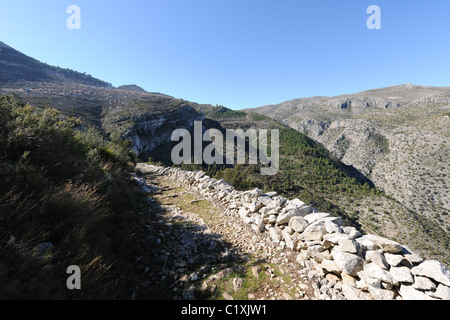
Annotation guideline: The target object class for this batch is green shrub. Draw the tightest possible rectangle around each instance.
[0,95,140,299]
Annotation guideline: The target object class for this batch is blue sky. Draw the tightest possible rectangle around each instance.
[1,0,450,109]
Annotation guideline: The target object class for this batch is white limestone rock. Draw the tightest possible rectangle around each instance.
[365,250,389,270]
[400,245,424,265]
[272,196,288,207]
[194,171,206,180]
[411,260,450,287]
[301,220,328,241]
[363,262,398,286]
[290,198,306,207]
[325,219,344,234]
[337,239,361,254]
[259,207,272,216]
[384,252,407,267]
[368,286,395,300]
[399,285,438,300]
[249,188,263,199]
[413,276,436,291]
[390,266,414,284]
[332,250,364,276]
[257,196,273,207]
[247,201,264,213]
[276,205,315,225]
[363,235,403,254]
[288,216,309,233]
[239,207,250,220]
[319,259,341,274]
[323,233,351,245]
[342,226,362,240]
[341,284,373,300]
[268,227,281,243]
[303,212,330,225]
[355,236,377,251]
[433,284,450,300]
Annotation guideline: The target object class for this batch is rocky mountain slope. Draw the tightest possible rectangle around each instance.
[247,85,450,232]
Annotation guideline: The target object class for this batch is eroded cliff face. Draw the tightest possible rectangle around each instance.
[121,105,205,160]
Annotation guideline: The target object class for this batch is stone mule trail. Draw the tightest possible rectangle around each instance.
[131,169,317,300]
[135,163,450,300]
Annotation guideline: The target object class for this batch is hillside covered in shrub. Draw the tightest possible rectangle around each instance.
[0,95,141,299]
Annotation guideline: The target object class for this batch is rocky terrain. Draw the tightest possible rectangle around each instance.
[134,163,450,300]
[247,84,450,231]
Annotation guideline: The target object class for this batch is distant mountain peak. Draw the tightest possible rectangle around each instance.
[117,84,148,93]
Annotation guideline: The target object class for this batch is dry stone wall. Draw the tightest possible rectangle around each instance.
[137,163,450,300]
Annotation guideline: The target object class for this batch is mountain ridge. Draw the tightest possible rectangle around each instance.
[252,84,450,110]
[136,163,450,300]
[1,41,449,267]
